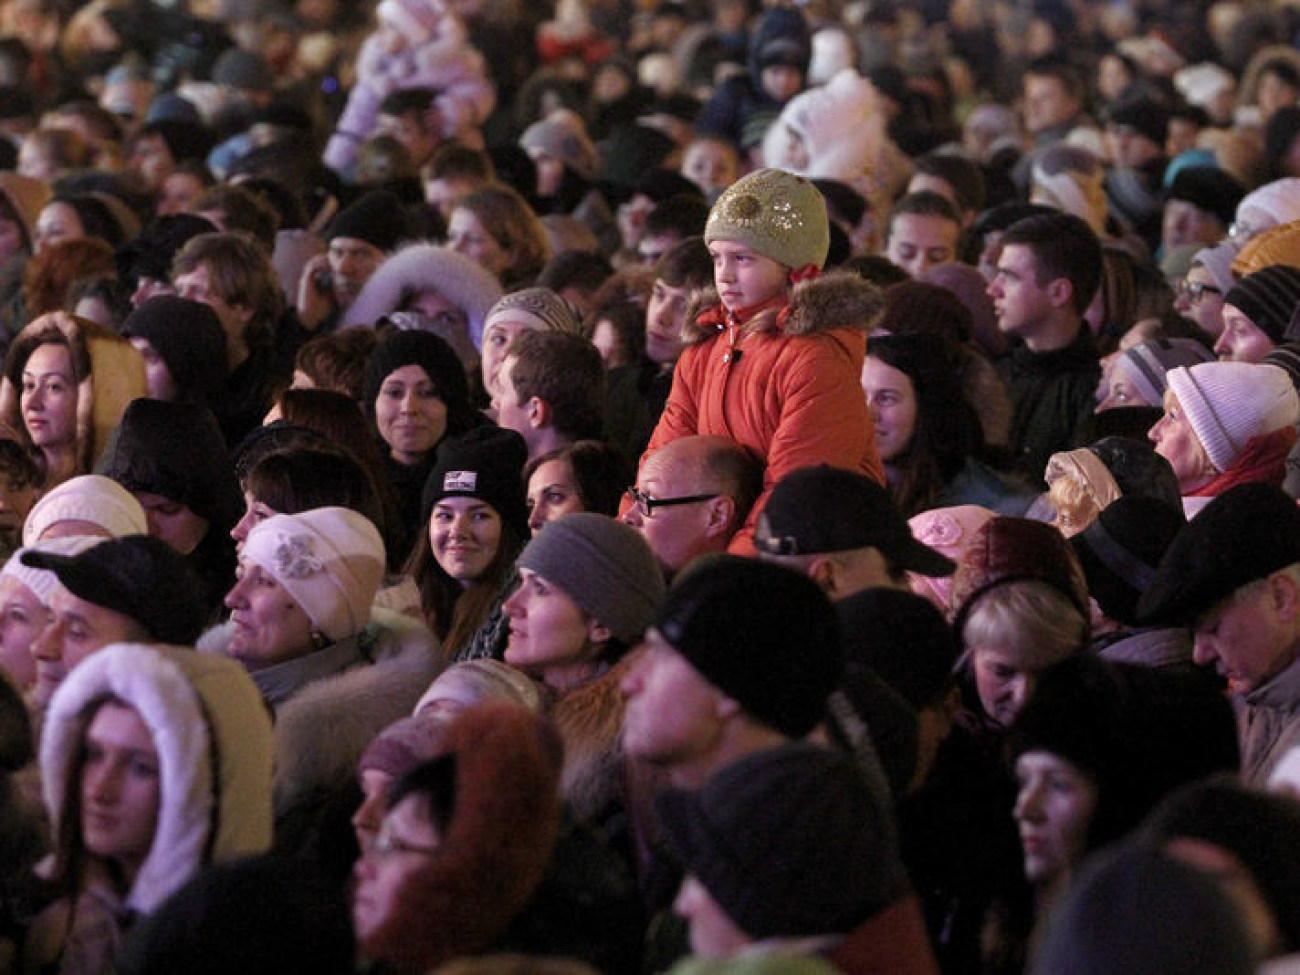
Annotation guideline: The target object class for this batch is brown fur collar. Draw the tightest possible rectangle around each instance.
[681,271,885,346]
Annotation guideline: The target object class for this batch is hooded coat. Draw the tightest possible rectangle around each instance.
[638,272,885,555]
[27,644,273,974]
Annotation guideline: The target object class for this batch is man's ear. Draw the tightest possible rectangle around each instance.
[1046,276,1074,310]
[806,555,838,595]
[1270,569,1300,622]
[703,494,737,536]
[527,396,548,430]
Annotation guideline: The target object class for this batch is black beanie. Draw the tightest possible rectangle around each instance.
[1108,98,1170,147]
[117,213,218,284]
[653,555,843,737]
[1224,265,1300,344]
[327,189,412,252]
[1070,496,1185,626]
[421,426,529,540]
[364,330,474,437]
[1165,166,1244,228]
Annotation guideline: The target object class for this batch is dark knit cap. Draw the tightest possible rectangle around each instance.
[421,426,530,540]
[1165,166,1245,228]
[364,329,474,437]
[96,399,242,531]
[1009,655,1238,850]
[120,296,228,408]
[358,713,450,780]
[117,213,218,284]
[653,555,843,736]
[1138,482,1300,625]
[754,6,811,72]
[147,120,215,164]
[1108,98,1170,146]
[328,190,412,252]
[1071,496,1185,626]
[757,466,954,575]
[836,588,958,709]
[117,855,355,975]
[1142,777,1300,953]
[1224,265,1300,344]
[1030,841,1255,975]
[516,513,665,644]
[655,743,909,939]
[211,48,274,92]
[22,536,208,645]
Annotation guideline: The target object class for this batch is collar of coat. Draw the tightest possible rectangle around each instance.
[681,270,885,346]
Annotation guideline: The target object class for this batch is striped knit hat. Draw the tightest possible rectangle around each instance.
[1165,361,1300,472]
[1111,338,1214,406]
[1224,265,1300,344]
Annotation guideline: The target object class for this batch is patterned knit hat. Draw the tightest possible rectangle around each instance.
[1165,361,1300,472]
[519,110,600,182]
[1223,265,1300,344]
[705,168,830,272]
[484,288,581,336]
[1110,338,1215,407]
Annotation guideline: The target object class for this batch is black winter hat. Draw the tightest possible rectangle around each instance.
[1108,97,1170,147]
[22,536,208,645]
[1164,166,1245,228]
[1071,496,1185,626]
[363,329,474,438]
[1087,436,1182,509]
[1224,265,1300,344]
[655,742,909,939]
[327,189,412,252]
[421,426,530,540]
[117,213,217,284]
[836,587,958,709]
[96,399,243,532]
[120,296,228,409]
[1138,482,1300,625]
[653,555,843,737]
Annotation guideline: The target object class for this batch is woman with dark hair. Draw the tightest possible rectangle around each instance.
[364,330,481,563]
[406,428,529,662]
[0,313,144,491]
[864,332,1033,518]
[523,440,634,534]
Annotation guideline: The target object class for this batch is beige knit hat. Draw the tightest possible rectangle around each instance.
[705,168,830,271]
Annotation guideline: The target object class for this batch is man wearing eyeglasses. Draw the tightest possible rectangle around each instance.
[620,436,763,579]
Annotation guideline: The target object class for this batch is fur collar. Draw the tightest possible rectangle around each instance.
[681,271,884,346]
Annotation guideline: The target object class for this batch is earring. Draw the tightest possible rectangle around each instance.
[309,629,329,651]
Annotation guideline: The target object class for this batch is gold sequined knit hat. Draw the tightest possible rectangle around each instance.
[705,168,830,271]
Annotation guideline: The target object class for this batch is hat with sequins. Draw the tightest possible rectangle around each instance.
[484,288,582,336]
[705,168,830,272]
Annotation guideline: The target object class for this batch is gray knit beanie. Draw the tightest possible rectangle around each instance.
[515,513,665,644]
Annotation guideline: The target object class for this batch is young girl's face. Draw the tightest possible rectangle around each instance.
[80,702,161,877]
[430,497,503,584]
[708,239,789,314]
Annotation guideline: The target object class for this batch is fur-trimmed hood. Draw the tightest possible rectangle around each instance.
[198,608,441,815]
[0,312,145,478]
[341,243,504,351]
[40,644,273,914]
[682,271,885,346]
[359,703,563,974]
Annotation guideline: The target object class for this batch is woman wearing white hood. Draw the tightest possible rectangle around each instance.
[22,643,273,974]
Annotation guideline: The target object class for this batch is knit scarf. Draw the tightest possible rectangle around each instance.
[1189,426,1297,497]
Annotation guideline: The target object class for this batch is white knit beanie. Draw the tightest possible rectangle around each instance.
[0,535,102,605]
[1234,178,1300,241]
[22,475,148,547]
[240,508,385,643]
[1166,362,1300,473]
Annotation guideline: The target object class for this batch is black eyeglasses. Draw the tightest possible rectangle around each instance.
[625,486,718,517]
[1176,279,1222,304]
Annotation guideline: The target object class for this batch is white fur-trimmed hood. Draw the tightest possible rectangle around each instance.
[40,644,273,914]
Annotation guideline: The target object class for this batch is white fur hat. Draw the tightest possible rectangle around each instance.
[22,474,148,547]
[1166,361,1300,473]
[241,508,385,643]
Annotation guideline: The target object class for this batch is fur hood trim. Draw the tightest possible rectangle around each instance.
[681,272,885,346]
[361,703,563,973]
[0,313,145,476]
[41,644,273,914]
[551,654,633,826]
[341,243,503,348]
[200,609,441,814]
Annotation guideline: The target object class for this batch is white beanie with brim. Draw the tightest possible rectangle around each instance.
[1166,362,1300,473]
[241,507,385,644]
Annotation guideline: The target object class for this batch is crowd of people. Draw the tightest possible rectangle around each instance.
[0,0,1300,971]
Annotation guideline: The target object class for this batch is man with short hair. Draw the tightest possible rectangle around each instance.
[1022,56,1100,152]
[620,435,762,578]
[1138,482,1300,785]
[637,193,710,266]
[494,329,605,462]
[907,153,986,231]
[883,191,963,279]
[987,211,1102,481]
[754,465,954,599]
